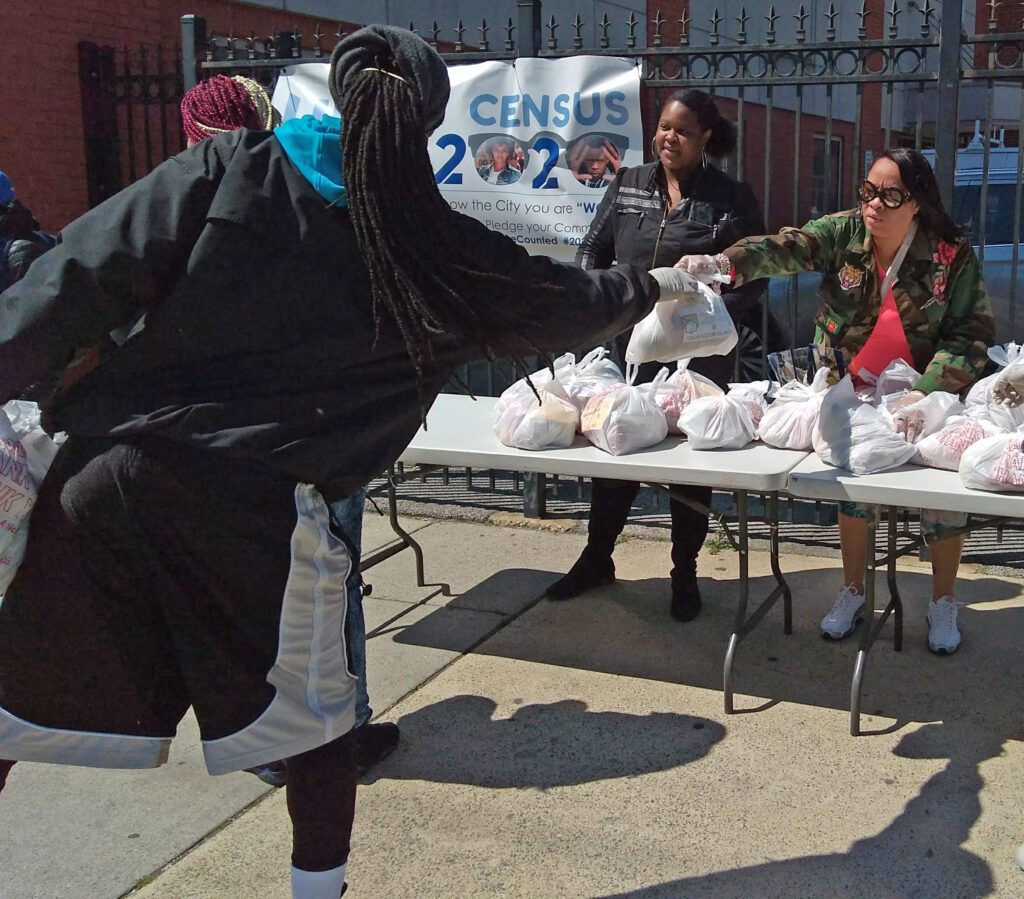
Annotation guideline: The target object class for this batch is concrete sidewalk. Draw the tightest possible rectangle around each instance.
[4,511,1024,898]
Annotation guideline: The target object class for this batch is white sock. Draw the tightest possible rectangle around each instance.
[291,862,347,899]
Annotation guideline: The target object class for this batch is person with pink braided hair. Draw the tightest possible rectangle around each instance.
[180,74,279,147]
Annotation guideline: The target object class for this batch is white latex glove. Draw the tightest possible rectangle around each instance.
[992,368,1024,407]
[674,254,719,276]
[650,267,701,304]
[890,390,928,443]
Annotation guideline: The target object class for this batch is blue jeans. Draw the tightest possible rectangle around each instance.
[330,488,371,727]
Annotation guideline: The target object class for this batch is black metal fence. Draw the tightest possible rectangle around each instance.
[74,3,1024,518]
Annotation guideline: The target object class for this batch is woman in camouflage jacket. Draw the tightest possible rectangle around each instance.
[684,147,993,656]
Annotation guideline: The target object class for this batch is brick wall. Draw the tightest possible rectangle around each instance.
[2,0,346,230]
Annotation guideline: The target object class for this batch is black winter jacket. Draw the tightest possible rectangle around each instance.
[0,130,659,498]
[576,161,767,385]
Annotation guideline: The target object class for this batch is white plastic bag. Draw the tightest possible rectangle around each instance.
[757,367,830,450]
[914,414,1004,471]
[889,390,964,442]
[874,358,923,409]
[0,410,40,594]
[677,381,770,450]
[814,375,916,473]
[561,347,625,416]
[625,278,737,365]
[654,359,723,434]
[493,377,578,451]
[580,366,669,456]
[963,342,1024,430]
[960,432,1024,492]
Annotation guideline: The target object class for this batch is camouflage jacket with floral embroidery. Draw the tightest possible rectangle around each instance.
[724,209,994,394]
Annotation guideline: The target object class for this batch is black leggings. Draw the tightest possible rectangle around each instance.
[287,730,360,871]
[587,478,711,583]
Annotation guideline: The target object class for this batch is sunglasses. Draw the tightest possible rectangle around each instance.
[857,180,913,210]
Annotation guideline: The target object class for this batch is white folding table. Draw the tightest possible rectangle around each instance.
[787,456,1024,735]
[395,394,810,713]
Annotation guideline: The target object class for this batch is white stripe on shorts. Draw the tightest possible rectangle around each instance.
[202,483,358,775]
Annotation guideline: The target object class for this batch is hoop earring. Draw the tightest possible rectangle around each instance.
[651,137,658,160]
[701,147,709,168]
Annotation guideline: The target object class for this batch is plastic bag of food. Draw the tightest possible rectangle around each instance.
[757,366,830,450]
[561,347,625,416]
[959,431,1024,492]
[966,342,1023,409]
[581,366,669,455]
[914,414,1004,471]
[493,377,578,451]
[873,358,923,409]
[677,381,771,450]
[890,390,964,441]
[815,375,916,473]
[653,359,723,434]
[625,278,737,365]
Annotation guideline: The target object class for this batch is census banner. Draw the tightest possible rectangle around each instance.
[271,57,643,262]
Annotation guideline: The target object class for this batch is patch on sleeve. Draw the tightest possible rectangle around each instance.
[838,263,863,291]
[824,315,841,335]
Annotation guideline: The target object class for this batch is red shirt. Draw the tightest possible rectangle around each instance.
[849,256,914,382]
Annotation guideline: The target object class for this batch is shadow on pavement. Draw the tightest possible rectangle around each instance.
[392,567,1023,738]
[365,694,725,790]
[596,721,1003,899]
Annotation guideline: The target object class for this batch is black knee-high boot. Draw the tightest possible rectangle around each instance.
[545,477,640,600]
[668,486,711,621]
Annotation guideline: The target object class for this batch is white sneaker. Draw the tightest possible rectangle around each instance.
[820,585,865,640]
[927,595,963,655]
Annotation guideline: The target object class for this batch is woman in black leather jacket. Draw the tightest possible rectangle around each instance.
[546,88,767,622]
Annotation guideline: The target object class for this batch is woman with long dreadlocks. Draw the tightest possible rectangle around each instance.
[0,25,696,899]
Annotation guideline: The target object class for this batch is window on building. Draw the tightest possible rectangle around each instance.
[811,135,843,216]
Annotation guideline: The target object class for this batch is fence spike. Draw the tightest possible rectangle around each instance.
[826,1,838,40]
[988,0,1001,31]
[919,0,934,37]
[478,19,490,52]
[504,16,515,51]
[599,12,611,49]
[226,30,236,62]
[626,10,638,48]
[709,7,722,46]
[431,21,441,45]
[454,19,465,52]
[679,7,691,47]
[572,12,584,49]
[291,25,301,58]
[795,4,808,41]
[765,4,779,44]
[652,9,664,47]
[547,14,559,50]
[313,24,323,58]
[857,0,870,40]
[737,6,749,44]
[887,0,900,39]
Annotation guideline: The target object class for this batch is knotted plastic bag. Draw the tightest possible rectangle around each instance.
[493,376,578,451]
[580,365,669,455]
[624,276,737,365]
[653,359,724,434]
[677,381,771,450]
[915,414,1004,471]
[757,366,830,450]
[561,347,625,417]
[959,431,1024,492]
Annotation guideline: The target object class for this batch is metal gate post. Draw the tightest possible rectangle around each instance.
[181,15,207,93]
[77,42,122,208]
[517,0,542,57]
[934,0,964,211]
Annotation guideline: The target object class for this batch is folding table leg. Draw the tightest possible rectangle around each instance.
[769,493,793,635]
[888,505,904,653]
[723,492,792,713]
[723,492,749,714]
[850,504,879,736]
